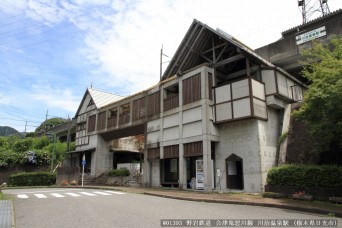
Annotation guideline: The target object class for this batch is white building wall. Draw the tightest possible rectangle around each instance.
[215,120,263,193]
[257,108,280,191]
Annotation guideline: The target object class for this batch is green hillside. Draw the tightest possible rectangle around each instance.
[0,126,22,137]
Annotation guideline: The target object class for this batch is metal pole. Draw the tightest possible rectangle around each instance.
[82,153,85,187]
[51,132,56,172]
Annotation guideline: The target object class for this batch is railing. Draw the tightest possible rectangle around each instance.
[119,113,130,125]
[107,116,117,128]
[164,95,179,111]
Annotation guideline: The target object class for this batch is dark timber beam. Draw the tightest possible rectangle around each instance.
[177,27,205,75]
[168,24,199,77]
[212,54,244,68]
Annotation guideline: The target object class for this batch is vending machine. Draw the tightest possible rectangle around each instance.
[195,160,204,190]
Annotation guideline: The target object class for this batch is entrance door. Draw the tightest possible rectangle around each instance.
[226,154,243,190]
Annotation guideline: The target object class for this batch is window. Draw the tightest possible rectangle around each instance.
[119,103,130,124]
[87,114,96,132]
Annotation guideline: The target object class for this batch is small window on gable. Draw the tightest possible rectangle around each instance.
[88,99,94,107]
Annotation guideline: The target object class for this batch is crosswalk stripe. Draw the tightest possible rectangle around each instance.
[50,193,65,198]
[34,194,47,198]
[79,192,96,196]
[17,194,28,199]
[65,193,81,197]
[104,191,126,195]
[93,191,111,196]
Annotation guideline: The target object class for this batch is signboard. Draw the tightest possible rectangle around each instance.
[296,26,326,45]
[82,160,86,166]
[195,160,204,190]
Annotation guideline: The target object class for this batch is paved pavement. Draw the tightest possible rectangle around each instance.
[0,200,13,228]
[1,185,341,227]
[70,185,342,218]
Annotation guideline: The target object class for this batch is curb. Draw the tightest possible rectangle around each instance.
[144,192,342,218]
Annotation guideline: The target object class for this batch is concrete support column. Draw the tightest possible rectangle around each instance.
[178,144,187,189]
[143,153,152,187]
[202,139,213,192]
[94,135,111,176]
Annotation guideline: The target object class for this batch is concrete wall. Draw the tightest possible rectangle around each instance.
[215,120,262,193]
[257,108,281,191]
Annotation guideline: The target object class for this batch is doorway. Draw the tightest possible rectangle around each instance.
[226,154,243,190]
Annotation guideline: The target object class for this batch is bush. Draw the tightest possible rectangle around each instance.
[108,169,130,177]
[267,164,342,188]
[8,172,56,186]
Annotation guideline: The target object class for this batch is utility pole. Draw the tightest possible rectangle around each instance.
[44,109,48,135]
[24,121,27,136]
[160,45,170,80]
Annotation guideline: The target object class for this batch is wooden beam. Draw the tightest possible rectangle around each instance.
[177,27,205,75]
[167,24,199,77]
[212,54,244,68]
[215,43,228,63]
[201,42,226,55]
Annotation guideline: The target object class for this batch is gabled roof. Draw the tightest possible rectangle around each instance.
[88,88,124,108]
[161,19,275,80]
[75,87,124,117]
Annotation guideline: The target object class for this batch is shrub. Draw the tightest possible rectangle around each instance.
[8,172,56,186]
[108,169,130,177]
[267,164,342,188]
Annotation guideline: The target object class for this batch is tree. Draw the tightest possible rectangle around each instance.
[294,37,342,164]
[35,118,68,133]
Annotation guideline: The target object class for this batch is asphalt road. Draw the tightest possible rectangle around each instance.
[4,188,341,228]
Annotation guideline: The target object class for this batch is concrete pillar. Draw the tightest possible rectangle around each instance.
[202,139,213,192]
[143,153,152,187]
[94,135,111,176]
[178,144,187,189]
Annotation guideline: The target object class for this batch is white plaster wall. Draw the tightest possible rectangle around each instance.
[151,159,160,187]
[163,126,179,141]
[257,108,280,191]
[215,120,263,192]
[183,121,202,138]
[216,102,232,122]
[183,106,202,124]
[261,70,276,95]
[215,85,231,103]
[252,80,265,100]
[233,98,251,118]
[163,113,179,128]
[253,99,267,119]
[147,119,160,132]
[232,79,249,99]
[146,131,160,144]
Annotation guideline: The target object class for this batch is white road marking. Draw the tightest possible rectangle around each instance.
[65,193,81,197]
[79,192,96,196]
[17,194,28,199]
[10,189,81,194]
[34,194,47,198]
[93,191,111,196]
[50,193,65,198]
[104,191,126,195]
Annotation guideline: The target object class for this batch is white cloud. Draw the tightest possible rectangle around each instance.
[30,86,80,113]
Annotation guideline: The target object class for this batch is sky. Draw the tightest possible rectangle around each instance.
[0,0,341,133]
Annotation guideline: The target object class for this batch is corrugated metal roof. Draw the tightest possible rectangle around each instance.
[88,88,124,108]
[282,9,342,36]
